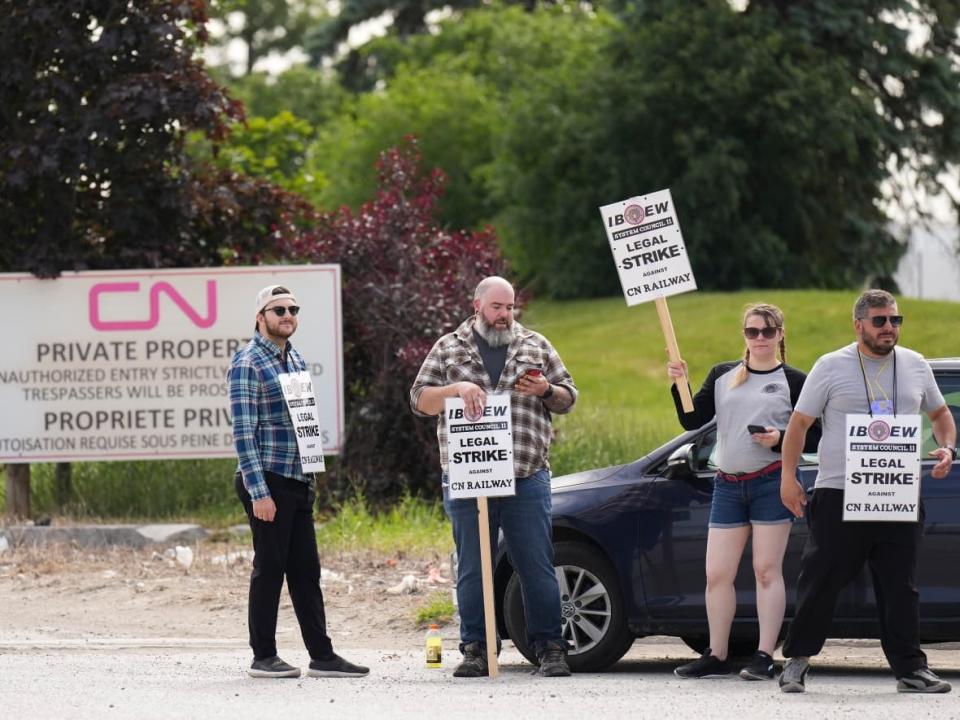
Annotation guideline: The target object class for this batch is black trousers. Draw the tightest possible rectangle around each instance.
[235,472,334,661]
[782,488,927,676]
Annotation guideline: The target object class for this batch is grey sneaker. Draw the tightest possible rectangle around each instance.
[740,650,777,681]
[307,653,369,678]
[674,649,731,679]
[897,668,951,694]
[779,657,809,693]
[535,641,571,677]
[248,655,301,678]
[453,642,489,678]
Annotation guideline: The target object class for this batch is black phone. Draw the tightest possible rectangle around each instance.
[747,424,767,434]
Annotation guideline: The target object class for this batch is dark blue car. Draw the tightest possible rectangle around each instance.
[488,358,960,671]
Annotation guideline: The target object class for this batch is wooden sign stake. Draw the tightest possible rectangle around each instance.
[476,496,500,678]
[655,296,693,412]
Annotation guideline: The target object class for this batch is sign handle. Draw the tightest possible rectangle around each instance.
[476,496,500,678]
[655,297,693,412]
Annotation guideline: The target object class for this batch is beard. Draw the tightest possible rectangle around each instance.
[475,313,514,347]
[861,331,897,356]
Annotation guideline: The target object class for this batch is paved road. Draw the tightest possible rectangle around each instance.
[3,639,958,719]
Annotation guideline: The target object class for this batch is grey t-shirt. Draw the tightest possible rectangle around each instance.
[795,342,945,489]
[672,362,812,474]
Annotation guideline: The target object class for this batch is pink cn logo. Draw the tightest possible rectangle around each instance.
[89,281,217,331]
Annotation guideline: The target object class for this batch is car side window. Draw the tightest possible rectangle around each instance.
[698,428,718,472]
[922,373,960,454]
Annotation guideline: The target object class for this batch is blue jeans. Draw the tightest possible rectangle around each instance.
[443,468,562,655]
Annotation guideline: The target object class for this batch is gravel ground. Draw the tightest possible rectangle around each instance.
[2,542,959,719]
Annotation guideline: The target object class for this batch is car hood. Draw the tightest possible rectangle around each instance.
[551,456,651,491]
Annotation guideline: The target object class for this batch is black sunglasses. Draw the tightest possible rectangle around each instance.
[743,326,781,340]
[265,305,300,317]
[867,314,902,328]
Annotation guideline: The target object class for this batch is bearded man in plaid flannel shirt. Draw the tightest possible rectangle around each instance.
[410,276,578,678]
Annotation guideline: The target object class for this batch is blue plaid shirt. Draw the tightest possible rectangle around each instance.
[228,332,308,500]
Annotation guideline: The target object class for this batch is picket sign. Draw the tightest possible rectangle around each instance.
[599,188,697,411]
[445,395,517,678]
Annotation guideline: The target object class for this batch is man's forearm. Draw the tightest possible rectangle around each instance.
[931,406,957,449]
[416,384,461,416]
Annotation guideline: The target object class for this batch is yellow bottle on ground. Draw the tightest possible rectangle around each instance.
[425,624,442,668]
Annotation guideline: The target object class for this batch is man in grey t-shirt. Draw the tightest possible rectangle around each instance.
[777,290,956,695]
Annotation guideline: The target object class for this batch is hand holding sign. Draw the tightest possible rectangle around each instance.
[457,381,487,421]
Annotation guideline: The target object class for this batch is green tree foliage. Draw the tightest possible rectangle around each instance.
[307,5,607,227]
[0,0,310,276]
[308,68,498,225]
[493,2,908,295]
[206,111,327,197]
[747,0,960,219]
[212,0,326,75]
[224,66,348,127]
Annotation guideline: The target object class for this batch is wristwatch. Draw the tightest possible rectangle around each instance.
[541,384,554,400]
[941,445,957,461]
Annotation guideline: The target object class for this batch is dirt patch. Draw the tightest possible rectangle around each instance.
[0,541,455,651]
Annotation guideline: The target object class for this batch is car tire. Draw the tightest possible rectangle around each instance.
[503,541,634,672]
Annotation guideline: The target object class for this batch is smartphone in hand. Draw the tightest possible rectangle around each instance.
[747,424,767,434]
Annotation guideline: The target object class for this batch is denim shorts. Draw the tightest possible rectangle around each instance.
[708,468,793,529]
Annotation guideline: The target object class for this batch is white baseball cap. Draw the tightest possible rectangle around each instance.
[255,285,297,314]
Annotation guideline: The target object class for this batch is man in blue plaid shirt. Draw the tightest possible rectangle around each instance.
[230,284,368,679]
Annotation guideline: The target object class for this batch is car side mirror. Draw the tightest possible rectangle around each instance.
[666,442,697,480]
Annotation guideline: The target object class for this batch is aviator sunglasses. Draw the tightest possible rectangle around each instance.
[265,305,300,317]
[866,314,903,328]
[743,326,781,340]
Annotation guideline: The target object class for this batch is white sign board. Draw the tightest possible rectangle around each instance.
[445,396,515,499]
[843,413,921,522]
[599,188,697,306]
[0,265,343,462]
[279,371,326,474]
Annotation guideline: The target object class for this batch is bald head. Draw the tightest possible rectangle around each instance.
[474,276,514,303]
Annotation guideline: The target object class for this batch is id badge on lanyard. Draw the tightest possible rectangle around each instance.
[278,370,326,474]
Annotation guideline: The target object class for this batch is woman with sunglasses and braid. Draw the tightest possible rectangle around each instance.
[666,302,820,681]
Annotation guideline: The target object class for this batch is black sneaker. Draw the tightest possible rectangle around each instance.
[897,668,952,694]
[674,649,731,679]
[778,657,809,693]
[307,653,369,678]
[453,642,489,678]
[248,655,301,678]
[535,641,571,677]
[740,650,777,680]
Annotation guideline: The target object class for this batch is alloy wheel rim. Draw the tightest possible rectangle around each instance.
[555,564,612,655]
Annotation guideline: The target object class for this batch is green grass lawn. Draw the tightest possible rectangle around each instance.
[523,289,960,475]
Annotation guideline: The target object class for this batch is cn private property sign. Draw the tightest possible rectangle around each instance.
[0,265,343,462]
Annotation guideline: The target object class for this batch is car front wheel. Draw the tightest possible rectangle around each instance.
[503,541,634,671]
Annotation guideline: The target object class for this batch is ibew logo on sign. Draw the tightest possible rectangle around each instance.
[88,281,217,331]
[606,200,671,228]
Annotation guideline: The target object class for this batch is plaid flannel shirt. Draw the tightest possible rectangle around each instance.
[410,318,577,478]
[228,332,308,500]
